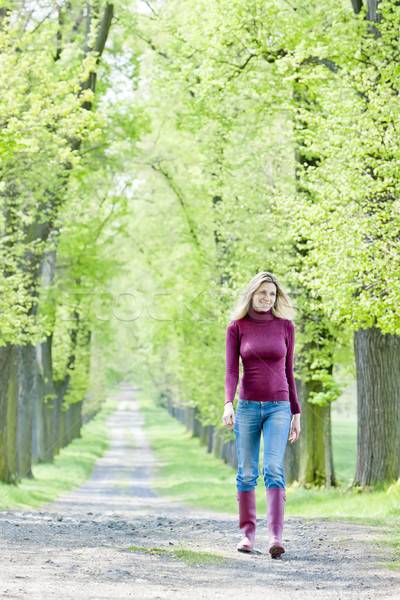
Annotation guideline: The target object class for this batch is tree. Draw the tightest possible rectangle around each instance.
[290,0,400,485]
[0,1,114,483]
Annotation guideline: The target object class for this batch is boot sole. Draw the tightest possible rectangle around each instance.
[269,544,285,558]
[237,546,253,553]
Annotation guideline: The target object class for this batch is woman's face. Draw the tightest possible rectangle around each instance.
[252,281,277,311]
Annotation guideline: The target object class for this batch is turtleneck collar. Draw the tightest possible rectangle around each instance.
[246,304,275,323]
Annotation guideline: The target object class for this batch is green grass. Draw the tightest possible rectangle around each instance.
[331,416,357,486]
[0,397,118,510]
[127,545,226,565]
[137,393,400,558]
[137,394,241,512]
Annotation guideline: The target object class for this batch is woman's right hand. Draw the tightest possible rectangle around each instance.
[222,403,235,428]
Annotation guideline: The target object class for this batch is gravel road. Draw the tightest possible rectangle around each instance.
[0,383,399,599]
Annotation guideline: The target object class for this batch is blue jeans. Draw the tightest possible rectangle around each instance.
[234,399,291,491]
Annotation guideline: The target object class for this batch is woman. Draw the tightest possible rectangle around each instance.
[222,271,301,558]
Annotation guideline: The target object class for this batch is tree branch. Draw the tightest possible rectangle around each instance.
[151,163,206,260]
[81,2,114,110]
[351,0,364,14]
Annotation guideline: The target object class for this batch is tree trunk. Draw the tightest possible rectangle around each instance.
[0,344,12,482]
[354,326,400,486]
[70,401,83,440]
[59,401,68,450]
[298,378,336,487]
[32,250,58,463]
[207,425,214,453]
[32,340,52,463]
[63,401,82,446]
[0,344,19,483]
[186,406,196,436]
[292,77,338,488]
[283,376,302,484]
[199,422,208,446]
[42,335,57,462]
[31,347,43,464]
[16,343,38,479]
[211,428,223,459]
[53,380,67,456]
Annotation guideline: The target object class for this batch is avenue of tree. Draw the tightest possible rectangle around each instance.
[0,0,399,489]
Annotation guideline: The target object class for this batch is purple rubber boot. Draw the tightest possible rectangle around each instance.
[236,490,256,552]
[266,487,286,558]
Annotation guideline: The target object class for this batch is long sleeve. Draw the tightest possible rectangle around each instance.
[225,321,240,405]
[285,320,301,415]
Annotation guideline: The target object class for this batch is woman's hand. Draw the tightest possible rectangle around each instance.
[289,413,301,443]
[222,403,235,428]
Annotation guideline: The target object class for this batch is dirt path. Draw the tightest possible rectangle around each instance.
[0,383,399,599]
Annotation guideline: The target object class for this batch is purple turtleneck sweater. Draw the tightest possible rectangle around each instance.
[224,305,301,415]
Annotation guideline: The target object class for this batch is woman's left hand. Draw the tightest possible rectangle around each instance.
[289,414,301,443]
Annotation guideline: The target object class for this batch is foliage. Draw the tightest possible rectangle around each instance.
[3,0,400,485]
[117,0,400,428]
[0,18,98,344]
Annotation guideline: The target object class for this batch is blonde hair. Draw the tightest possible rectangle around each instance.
[230,271,295,321]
